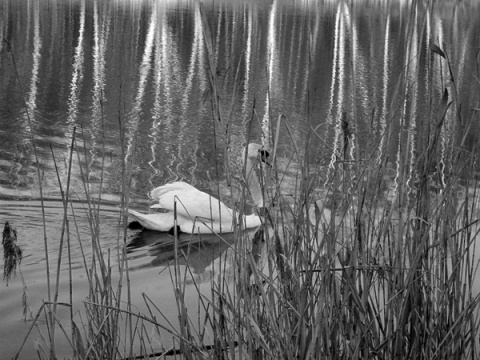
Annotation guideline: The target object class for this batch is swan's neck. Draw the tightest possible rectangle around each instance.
[246,158,265,208]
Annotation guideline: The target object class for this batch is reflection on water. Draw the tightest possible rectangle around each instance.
[1,0,480,358]
[127,229,236,278]
[0,200,121,268]
[66,0,85,140]
[1,0,479,199]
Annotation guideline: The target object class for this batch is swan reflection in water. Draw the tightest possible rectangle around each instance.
[126,227,261,283]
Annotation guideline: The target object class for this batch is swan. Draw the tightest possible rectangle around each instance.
[128,143,269,234]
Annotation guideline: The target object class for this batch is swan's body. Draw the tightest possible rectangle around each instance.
[128,143,268,234]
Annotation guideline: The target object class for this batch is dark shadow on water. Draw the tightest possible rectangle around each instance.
[126,228,240,275]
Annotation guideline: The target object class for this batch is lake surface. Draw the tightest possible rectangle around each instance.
[1,0,480,358]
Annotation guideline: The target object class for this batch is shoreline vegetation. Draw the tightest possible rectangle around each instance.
[3,2,480,359]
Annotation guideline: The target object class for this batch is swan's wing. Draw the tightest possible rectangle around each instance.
[149,181,197,200]
[129,208,226,234]
[149,181,234,222]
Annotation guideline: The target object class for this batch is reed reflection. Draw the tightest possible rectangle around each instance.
[13,0,43,193]
[325,2,349,184]
[91,0,111,172]
[0,3,7,54]
[241,4,254,121]
[25,0,41,134]
[66,0,86,137]
[263,0,278,145]
[125,0,156,166]
[378,14,391,163]
[149,8,167,186]
[174,3,204,182]
[0,0,478,200]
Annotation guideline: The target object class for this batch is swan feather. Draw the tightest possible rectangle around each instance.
[149,181,234,221]
[128,143,267,234]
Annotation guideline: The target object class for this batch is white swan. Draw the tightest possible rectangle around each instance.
[128,143,269,234]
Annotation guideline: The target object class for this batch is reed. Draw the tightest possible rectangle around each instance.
[155,9,480,360]
[164,102,480,358]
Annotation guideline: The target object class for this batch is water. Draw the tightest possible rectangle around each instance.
[1,0,480,358]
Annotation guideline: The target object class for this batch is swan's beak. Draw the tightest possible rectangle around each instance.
[259,149,271,166]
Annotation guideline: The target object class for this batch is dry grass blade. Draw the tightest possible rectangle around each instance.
[431,43,446,58]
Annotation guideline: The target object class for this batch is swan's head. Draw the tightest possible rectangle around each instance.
[244,143,270,165]
[243,143,269,208]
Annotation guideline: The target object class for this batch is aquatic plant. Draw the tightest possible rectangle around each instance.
[2,221,22,284]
